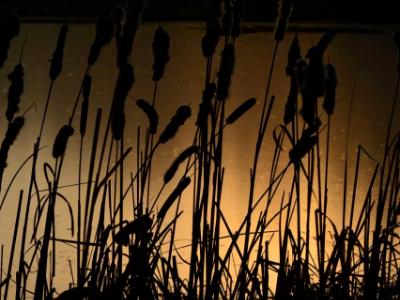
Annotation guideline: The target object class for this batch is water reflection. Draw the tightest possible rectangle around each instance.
[0,22,398,294]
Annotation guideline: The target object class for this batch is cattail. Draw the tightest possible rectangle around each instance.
[201,16,221,58]
[226,97,256,124]
[114,215,152,246]
[158,177,191,221]
[159,105,191,144]
[116,0,147,68]
[111,109,125,141]
[52,125,74,158]
[49,24,68,81]
[164,146,200,184]
[6,64,24,122]
[196,82,216,127]
[283,73,297,125]
[87,13,114,66]
[152,26,170,81]
[300,93,317,126]
[0,116,24,174]
[307,29,335,59]
[323,64,337,116]
[136,99,158,134]
[112,64,135,109]
[286,34,301,76]
[216,43,235,100]
[111,64,134,140]
[0,9,20,68]
[274,0,295,42]
[80,75,91,137]
[289,131,318,165]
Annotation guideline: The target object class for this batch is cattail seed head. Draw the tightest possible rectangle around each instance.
[274,0,294,42]
[216,43,235,100]
[286,34,301,76]
[196,82,216,127]
[49,24,68,80]
[159,105,191,144]
[111,109,125,141]
[283,73,298,125]
[226,97,256,125]
[6,64,24,122]
[0,9,20,68]
[323,63,337,116]
[164,146,200,184]
[87,13,114,66]
[136,99,158,134]
[152,26,170,81]
[158,177,191,221]
[289,130,318,165]
[52,125,74,158]
[202,16,221,58]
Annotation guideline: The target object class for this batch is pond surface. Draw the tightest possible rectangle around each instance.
[0,22,398,295]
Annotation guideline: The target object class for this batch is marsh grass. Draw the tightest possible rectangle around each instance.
[0,0,399,299]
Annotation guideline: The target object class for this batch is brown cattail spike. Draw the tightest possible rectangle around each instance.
[52,125,74,158]
[323,64,337,116]
[49,24,68,80]
[164,146,200,184]
[226,97,256,125]
[0,116,24,183]
[286,34,301,76]
[216,44,235,100]
[202,16,221,58]
[136,99,158,134]
[6,64,24,122]
[159,105,191,144]
[87,13,114,66]
[0,9,20,68]
[152,27,170,81]
[158,177,191,221]
[274,0,295,42]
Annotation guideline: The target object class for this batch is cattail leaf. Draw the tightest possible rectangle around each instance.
[136,99,158,134]
[80,75,91,137]
[6,64,24,122]
[49,24,68,80]
[52,125,74,158]
[114,215,153,246]
[158,177,191,221]
[164,146,200,184]
[226,97,256,125]
[159,105,191,144]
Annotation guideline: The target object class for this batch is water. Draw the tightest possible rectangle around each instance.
[0,22,398,295]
